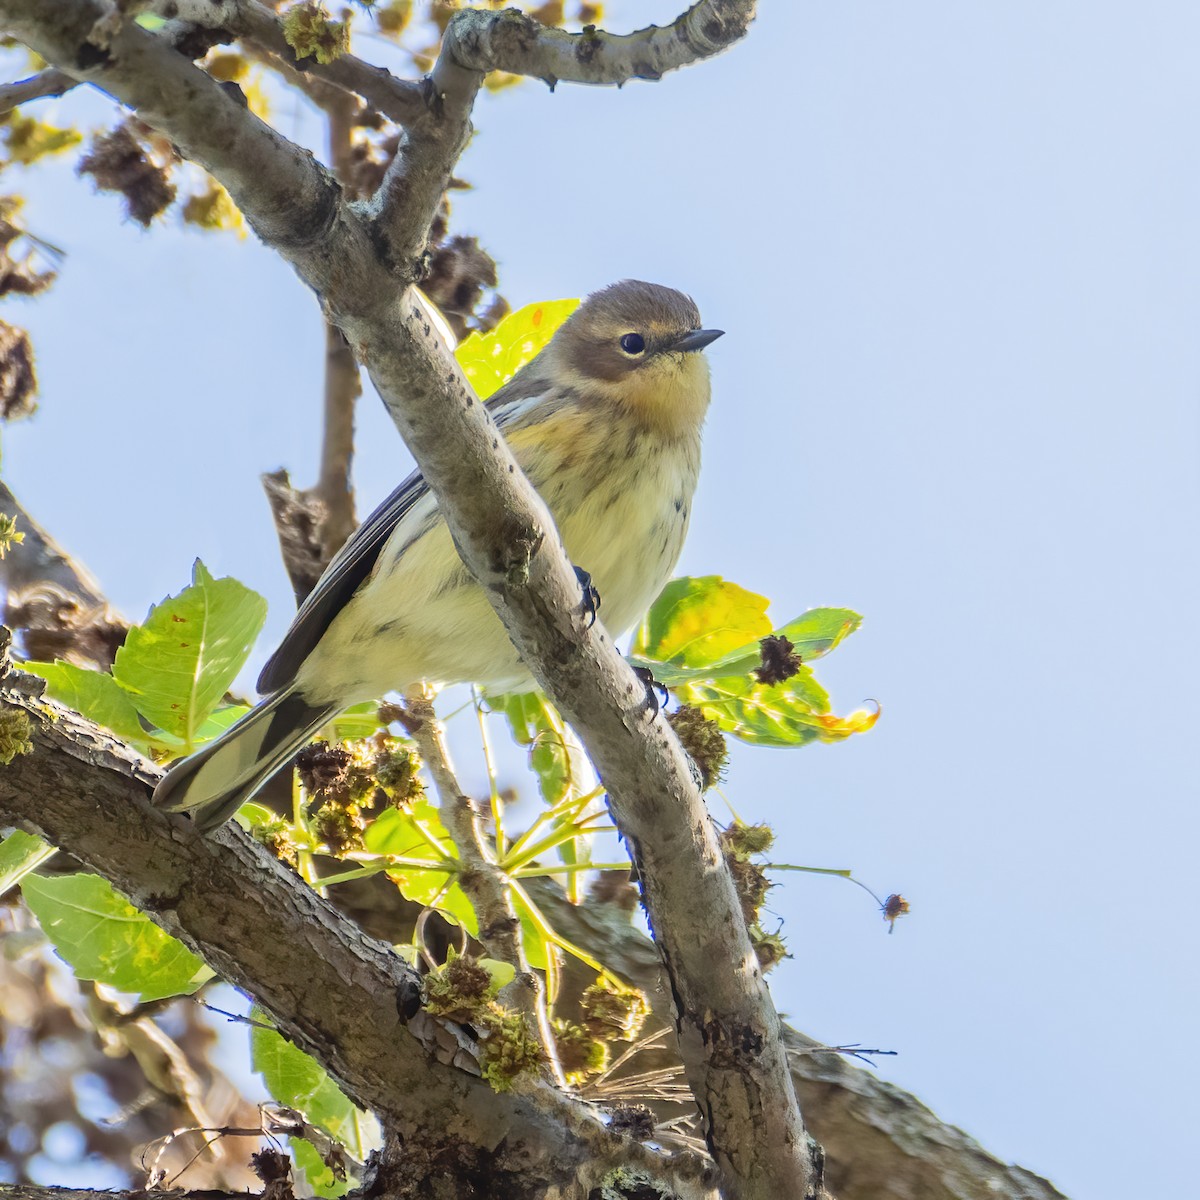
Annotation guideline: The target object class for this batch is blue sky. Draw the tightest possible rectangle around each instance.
[5,3,1198,1196]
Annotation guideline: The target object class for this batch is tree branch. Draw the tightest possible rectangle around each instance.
[0,1189,235,1200]
[404,687,565,1086]
[0,676,719,1200]
[313,93,362,559]
[0,481,127,668]
[529,879,1071,1200]
[1,4,813,1198]
[0,66,75,113]
[230,0,429,127]
[444,0,756,87]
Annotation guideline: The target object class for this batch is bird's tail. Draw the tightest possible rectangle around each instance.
[153,689,338,832]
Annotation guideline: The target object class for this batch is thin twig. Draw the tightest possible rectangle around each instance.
[0,66,75,113]
[314,91,362,558]
[404,687,565,1085]
[231,0,427,126]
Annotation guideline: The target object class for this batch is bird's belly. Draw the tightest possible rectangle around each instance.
[299,441,697,703]
[554,461,693,638]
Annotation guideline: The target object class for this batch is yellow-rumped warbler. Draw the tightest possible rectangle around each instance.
[153,280,722,829]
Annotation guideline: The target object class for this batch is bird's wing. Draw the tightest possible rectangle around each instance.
[255,470,432,694]
[255,369,553,696]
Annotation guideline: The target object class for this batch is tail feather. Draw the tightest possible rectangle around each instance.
[153,689,338,831]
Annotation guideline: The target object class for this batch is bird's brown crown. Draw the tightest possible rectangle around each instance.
[529,279,719,438]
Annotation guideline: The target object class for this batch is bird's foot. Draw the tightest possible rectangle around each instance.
[632,665,669,716]
[574,566,601,628]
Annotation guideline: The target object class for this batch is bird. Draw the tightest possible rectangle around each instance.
[153,280,723,830]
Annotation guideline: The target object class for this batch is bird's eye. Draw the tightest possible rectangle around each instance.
[619,333,646,355]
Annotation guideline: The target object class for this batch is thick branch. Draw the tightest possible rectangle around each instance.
[0,1190,234,1200]
[0,677,718,1200]
[445,0,756,87]
[3,4,809,1198]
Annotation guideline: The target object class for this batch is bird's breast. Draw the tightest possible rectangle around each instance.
[534,424,701,637]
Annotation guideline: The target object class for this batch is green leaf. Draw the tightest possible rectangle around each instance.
[251,1012,380,1195]
[233,801,281,830]
[329,701,381,741]
[495,691,574,806]
[477,958,516,992]
[455,298,579,401]
[113,560,267,752]
[0,830,56,899]
[364,804,458,906]
[21,873,212,1001]
[678,672,879,748]
[291,1139,345,1199]
[635,576,773,668]
[436,881,480,937]
[20,660,149,747]
[359,801,479,931]
[510,887,549,972]
[631,577,863,687]
[772,608,863,661]
[363,801,452,859]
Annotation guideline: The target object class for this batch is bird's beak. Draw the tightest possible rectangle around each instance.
[672,328,724,353]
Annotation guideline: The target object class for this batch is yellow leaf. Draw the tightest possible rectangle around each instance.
[814,703,880,741]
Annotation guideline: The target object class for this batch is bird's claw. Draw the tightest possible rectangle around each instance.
[632,666,669,716]
[574,566,601,628]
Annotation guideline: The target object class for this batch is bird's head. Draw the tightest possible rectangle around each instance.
[547,280,723,436]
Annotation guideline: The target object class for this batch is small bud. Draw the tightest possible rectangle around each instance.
[667,704,728,789]
[882,893,911,933]
[580,976,649,1041]
[719,821,775,860]
[282,1,351,64]
[749,924,788,973]
[754,634,802,686]
[606,1103,656,1140]
[0,708,32,764]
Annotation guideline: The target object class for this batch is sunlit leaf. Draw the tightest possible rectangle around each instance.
[251,1012,380,1197]
[455,298,579,401]
[495,691,574,805]
[477,958,516,991]
[510,887,549,972]
[21,873,212,1001]
[772,608,862,662]
[363,801,452,859]
[329,701,382,741]
[436,881,479,937]
[635,576,772,668]
[20,660,149,747]
[291,1140,345,1199]
[193,702,252,745]
[0,830,55,899]
[113,560,266,752]
[364,804,459,907]
[632,575,863,689]
[678,672,878,748]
